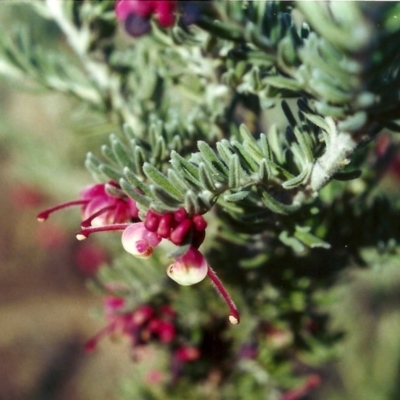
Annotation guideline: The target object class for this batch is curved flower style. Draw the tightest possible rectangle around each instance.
[167,246,209,286]
[37,182,139,227]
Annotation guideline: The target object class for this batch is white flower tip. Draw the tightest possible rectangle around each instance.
[76,233,87,241]
[229,315,240,325]
[37,217,46,222]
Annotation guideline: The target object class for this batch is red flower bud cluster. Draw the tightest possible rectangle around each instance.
[145,208,207,248]
[85,297,200,366]
[115,0,177,37]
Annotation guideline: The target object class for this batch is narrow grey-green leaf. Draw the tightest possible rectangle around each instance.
[294,227,331,249]
[232,141,259,173]
[123,167,153,196]
[184,191,200,215]
[151,136,167,165]
[111,135,136,170]
[99,164,123,182]
[239,124,259,152]
[133,146,146,177]
[279,231,306,253]
[120,178,151,208]
[167,169,191,194]
[282,164,311,189]
[258,158,271,182]
[228,154,241,188]
[261,190,300,214]
[171,151,199,179]
[292,125,313,162]
[199,162,217,192]
[150,184,182,208]
[198,141,228,176]
[259,133,273,160]
[101,144,119,165]
[85,157,106,183]
[143,163,184,200]
[223,190,250,202]
[216,140,235,166]
[263,75,302,91]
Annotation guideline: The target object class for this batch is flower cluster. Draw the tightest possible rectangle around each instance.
[85,296,200,366]
[37,181,139,227]
[37,181,240,324]
[115,0,177,37]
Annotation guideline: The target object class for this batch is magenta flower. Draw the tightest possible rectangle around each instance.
[115,0,177,37]
[122,222,162,258]
[85,298,178,353]
[37,182,139,227]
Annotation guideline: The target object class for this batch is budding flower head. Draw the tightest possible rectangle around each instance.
[167,247,208,286]
[122,222,162,259]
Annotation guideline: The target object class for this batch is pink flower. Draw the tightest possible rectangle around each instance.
[174,346,200,362]
[122,222,162,258]
[37,182,139,227]
[85,299,178,353]
[167,247,209,286]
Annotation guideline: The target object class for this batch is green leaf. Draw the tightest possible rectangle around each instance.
[167,169,192,194]
[99,164,123,182]
[232,141,259,173]
[216,140,235,166]
[111,135,136,170]
[259,133,273,160]
[123,167,153,196]
[228,154,241,188]
[143,163,184,200]
[197,141,228,178]
[263,75,303,91]
[261,190,300,214]
[294,226,331,249]
[279,231,306,253]
[199,162,217,192]
[171,151,199,179]
[223,190,250,202]
[120,179,151,208]
[282,164,311,189]
[101,144,118,165]
[133,146,146,177]
[150,185,182,208]
[239,124,259,153]
[258,158,271,183]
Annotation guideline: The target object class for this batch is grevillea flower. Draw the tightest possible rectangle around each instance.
[115,0,177,37]
[37,182,139,227]
[85,297,179,354]
[167,246,208,286]
[122,222,162,258]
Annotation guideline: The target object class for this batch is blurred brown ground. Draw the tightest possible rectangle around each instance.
[0,90,134,400]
